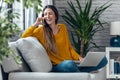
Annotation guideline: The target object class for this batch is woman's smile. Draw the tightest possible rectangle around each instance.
[44,8,56,25]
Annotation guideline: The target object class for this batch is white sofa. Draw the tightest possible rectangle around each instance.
[1,37,106,80]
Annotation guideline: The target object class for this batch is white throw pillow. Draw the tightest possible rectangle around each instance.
[16,37,52,72]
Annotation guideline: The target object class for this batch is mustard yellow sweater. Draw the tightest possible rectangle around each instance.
[22,24,80,65]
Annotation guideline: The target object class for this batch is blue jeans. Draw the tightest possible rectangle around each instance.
[51,57,107,73]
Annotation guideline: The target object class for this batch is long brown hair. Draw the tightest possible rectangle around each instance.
[42,5,59,53]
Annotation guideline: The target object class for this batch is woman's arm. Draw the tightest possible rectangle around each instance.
[63,24,83,60]
[21,26,36,38]
[22,17,44,38]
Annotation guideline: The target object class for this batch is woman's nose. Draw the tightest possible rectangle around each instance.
[46,14,50,18]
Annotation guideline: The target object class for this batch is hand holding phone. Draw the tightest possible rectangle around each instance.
[33,17,44,27]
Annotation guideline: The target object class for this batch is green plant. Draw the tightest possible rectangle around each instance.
[0,0,42,63]
[62,0,111,57]
[0,8,20,63]
[4,0,42,13]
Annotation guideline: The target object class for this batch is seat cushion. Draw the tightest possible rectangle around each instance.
[2,42,29,73]
[16,37,52,72]
[9,72,92,80]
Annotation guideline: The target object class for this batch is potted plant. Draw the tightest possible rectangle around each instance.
[62,0,111,57]
[0,0,42,64]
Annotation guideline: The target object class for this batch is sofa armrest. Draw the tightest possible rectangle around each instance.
[9,72,92,80]
[90,66,106,80]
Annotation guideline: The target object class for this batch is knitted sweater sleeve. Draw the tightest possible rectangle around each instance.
[63,24,80,60]
[22,25,36,38]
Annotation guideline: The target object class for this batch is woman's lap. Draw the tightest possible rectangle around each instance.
[78,57,108,72]
[51,57,108,73]
[51,60,79,72]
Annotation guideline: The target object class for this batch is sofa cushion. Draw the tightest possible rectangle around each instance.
[9,73,91,80]
[2,42,21,73]
[2,42,30,73]
[2,55,22,73]
[16,37,52,72]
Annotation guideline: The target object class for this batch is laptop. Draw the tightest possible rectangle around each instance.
[76,52,105,67]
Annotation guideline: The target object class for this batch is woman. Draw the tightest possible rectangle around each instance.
[22,5,107,72]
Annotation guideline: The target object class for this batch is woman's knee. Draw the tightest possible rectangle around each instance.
[57,60,79,72]
[61,60,77,68]
[101,57,108,65]
[98,56,108,68]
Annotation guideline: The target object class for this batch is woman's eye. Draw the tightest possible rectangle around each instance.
[44,13,47,16]
[44,12,53,16]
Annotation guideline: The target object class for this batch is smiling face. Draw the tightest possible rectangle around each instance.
[42,5,59,26]
[43,8,56,25]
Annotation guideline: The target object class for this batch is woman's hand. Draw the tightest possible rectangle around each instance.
[74,56,84,64]
[79,56,84,62]
[33,17,44,27]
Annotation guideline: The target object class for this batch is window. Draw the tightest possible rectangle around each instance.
[12,1,37,30]
[12,1,24,30]
[1,0,53,30]
[13,0,53,30]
